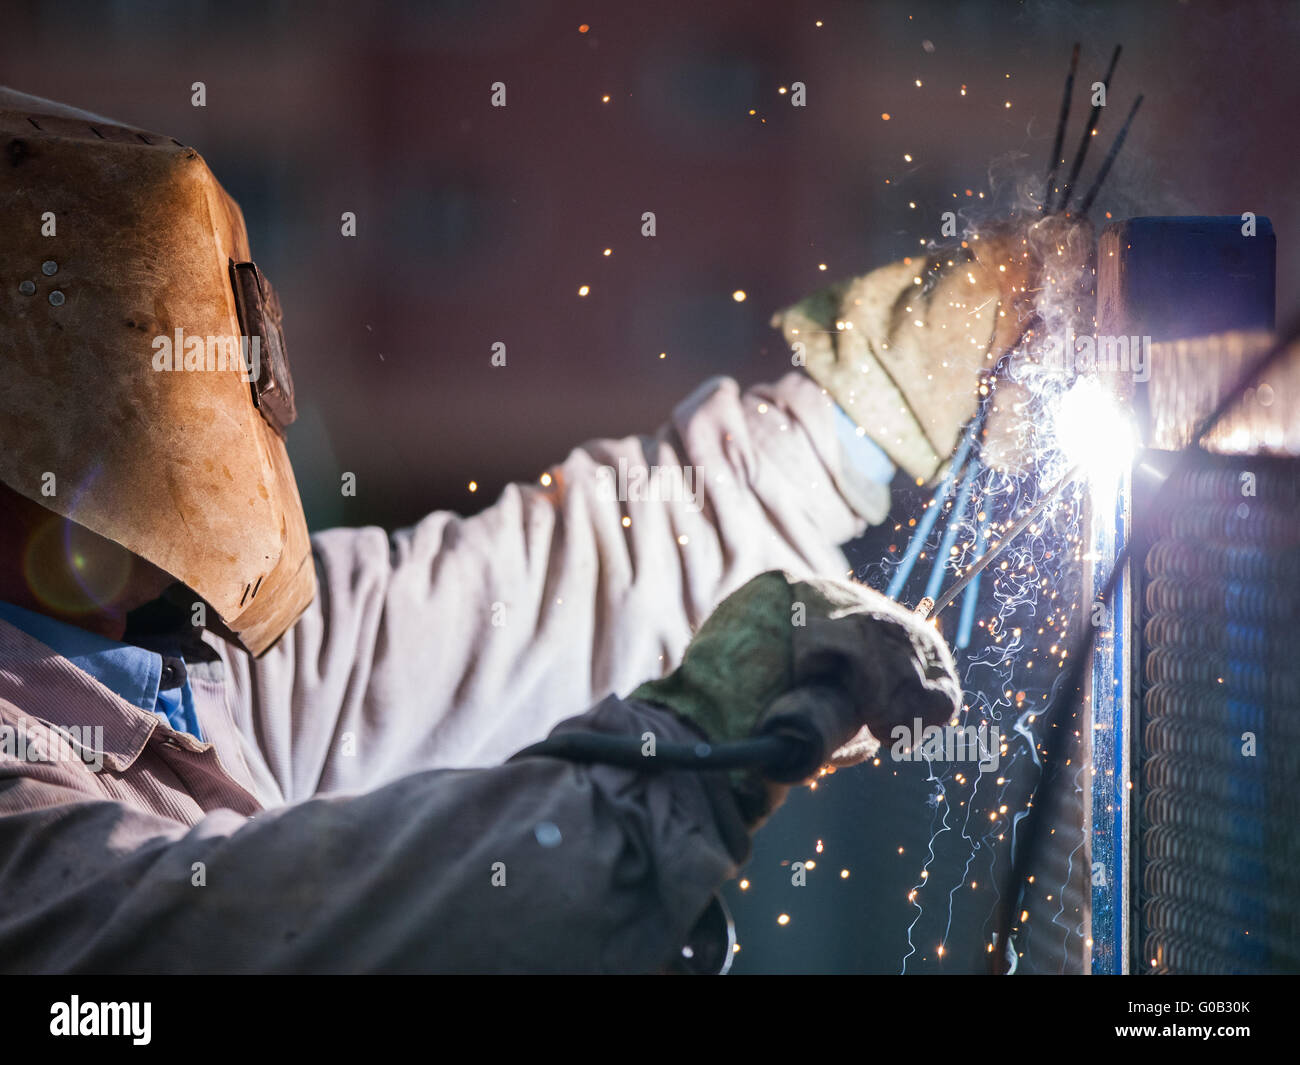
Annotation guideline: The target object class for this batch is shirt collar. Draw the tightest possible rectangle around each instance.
[0,601,162,714]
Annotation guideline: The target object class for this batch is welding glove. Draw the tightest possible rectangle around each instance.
[631,570,961,826]
[771,215,1094,481]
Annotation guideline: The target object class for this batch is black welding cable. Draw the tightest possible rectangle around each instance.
[988,314,1300,974]
[515,732,794,773]
[515,692,845,783]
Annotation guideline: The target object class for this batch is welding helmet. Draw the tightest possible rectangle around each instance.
[0,88,314,656]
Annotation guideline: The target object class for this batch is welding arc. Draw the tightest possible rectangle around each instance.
[1076,95,1144,218]
[989,313,1300,975]
[1056,45,1122,214]
[1042,43,1080,213]
[925,465,1081,619]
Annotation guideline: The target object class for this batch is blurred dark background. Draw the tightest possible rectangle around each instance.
[4,0,1295,531]
[6,0,1297,972]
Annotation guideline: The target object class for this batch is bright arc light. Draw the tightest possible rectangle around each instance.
[1052,377,1138,485]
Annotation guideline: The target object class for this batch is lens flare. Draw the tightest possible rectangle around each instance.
[22,515,133,616]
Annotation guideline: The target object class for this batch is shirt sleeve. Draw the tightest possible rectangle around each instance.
[832,402,898,512]
[216,372,895,804]
[0,695,749,974]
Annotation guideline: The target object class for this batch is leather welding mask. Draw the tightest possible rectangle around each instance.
[0,88,315,656]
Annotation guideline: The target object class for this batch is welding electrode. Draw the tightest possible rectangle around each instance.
[917,465,1082,620]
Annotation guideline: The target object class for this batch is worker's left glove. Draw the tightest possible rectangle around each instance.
[770,214,1093,481]
[631,571,961,825]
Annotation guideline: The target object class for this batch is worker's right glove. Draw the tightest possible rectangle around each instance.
[631,570,962,826]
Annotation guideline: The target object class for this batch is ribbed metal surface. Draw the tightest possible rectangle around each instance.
[1139,455,1300,973]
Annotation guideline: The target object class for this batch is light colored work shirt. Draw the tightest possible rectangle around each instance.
[0,372,893,972]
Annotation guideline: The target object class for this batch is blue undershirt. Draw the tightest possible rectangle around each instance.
[0,600,203,741]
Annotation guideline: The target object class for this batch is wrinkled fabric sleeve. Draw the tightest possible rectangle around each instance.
[0,696,747,973]
[218,372,894,805]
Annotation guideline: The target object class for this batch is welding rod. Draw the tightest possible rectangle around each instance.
[1042,43,1080,212]
[886,426,979,600]
[920,464,1082,619]
[1057,45,1122,213]
[1076,94,1144,218]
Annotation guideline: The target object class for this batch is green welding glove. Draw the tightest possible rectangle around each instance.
[631,570,961,826]
[770,215,1094,482]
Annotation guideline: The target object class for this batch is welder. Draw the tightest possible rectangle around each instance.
[0,88,1043,973]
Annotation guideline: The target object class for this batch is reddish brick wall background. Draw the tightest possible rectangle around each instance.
[4,0,1296,536]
